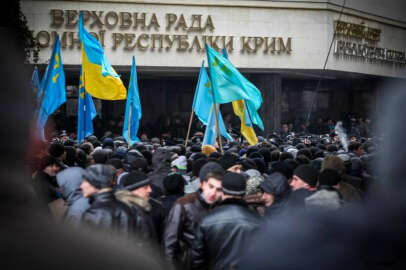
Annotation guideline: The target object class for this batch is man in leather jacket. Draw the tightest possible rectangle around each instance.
[190,172,260,270]
[164,162,225,270]
[80,164,134,236]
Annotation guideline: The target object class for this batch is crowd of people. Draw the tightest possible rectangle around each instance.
[29,123,377,269]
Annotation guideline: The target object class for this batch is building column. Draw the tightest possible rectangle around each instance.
[252,74,282,135]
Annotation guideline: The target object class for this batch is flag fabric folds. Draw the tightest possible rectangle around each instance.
[192,61,212,126]
[202,105,218,146]
[206,44,264,131]
[77,68,98,143]
[221,48,258,146]
[37,35,66,139]
[232,100,258,145]
[192,60,233,143]
[78,12,126,100]
[123,56,142,147]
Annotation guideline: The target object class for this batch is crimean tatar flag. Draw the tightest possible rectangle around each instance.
[221,48,258,145]
[123,56,142,147]
[77,67,98,143]
[37,35,66,140]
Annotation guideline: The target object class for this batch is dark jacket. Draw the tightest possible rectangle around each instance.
[115,190,158,247]
[190,198,260,270]
[32,170,60,208]
[162,194,184,220]
[164,190,211,270]
[286,189,315,209]
[149,197,166,244]
[81,188,133,236]
[148,149,172,197]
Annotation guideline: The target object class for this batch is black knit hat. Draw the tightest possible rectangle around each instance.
[219,152,241,170]
[82,164,115,189]
[318,168,341,187]
[199,161,224,181]
[222,172,246,196]
[293,164,318,187]
[120,172,150,191]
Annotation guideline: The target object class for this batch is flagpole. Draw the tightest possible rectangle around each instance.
[213,104,223,154]
[185,109,194,148]
[127,105,132,149]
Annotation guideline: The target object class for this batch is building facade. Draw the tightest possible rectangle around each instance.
[21,0,406,137]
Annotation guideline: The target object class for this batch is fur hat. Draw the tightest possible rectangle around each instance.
[120,171,150,191]
[260,172,290,197]
[83,164,115,189]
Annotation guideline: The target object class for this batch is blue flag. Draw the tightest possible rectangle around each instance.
[123,56,142,146]
[222,48,258,145]
[192,60,233,142]
[77,68,98,143]
[37,35,66,140]
[206,44,264,131]
[192,61,212,125]
[202,105,218,146]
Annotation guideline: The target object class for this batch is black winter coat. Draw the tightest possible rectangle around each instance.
[81,189,133,235]
[32,170,60,208]
[164,190,211,270]
[190,198,260,270]
[115,190,158,247]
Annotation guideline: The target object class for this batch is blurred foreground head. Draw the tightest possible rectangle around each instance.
[0,36,162,269]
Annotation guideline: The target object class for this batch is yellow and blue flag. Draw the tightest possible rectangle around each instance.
[37,35,66,140]
[221,49,258,145]
[123,56,142,147]
[78,12,126,100]
[206,44,264,132]
[77,67,98,143]
[193,60,233,143]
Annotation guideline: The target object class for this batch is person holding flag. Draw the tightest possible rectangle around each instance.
[123,56,142,147]
[36,35,66,140]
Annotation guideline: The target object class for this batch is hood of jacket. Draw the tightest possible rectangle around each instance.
[115,189,151,212]
[56,167,86,205]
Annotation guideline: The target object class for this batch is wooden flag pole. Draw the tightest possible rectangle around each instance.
[185,109,194,148]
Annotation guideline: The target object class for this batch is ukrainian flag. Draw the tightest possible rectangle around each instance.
[78,12,126,100]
